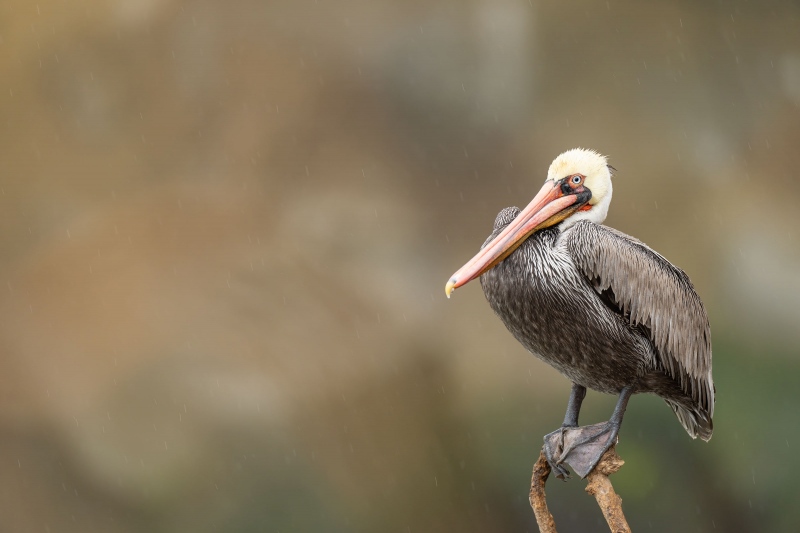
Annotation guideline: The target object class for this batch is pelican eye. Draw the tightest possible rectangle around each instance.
[571,175,582,184]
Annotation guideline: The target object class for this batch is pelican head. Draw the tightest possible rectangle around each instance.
[547,148,613,229]
[445,148,614,297]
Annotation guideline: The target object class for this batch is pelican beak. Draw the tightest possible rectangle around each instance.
[445,180,580,298]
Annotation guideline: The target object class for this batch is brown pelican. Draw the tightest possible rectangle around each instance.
[445,149,714,479]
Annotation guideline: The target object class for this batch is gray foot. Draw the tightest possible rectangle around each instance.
[543,421,620,479]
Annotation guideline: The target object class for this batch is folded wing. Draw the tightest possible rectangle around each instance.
[566,221,714,422]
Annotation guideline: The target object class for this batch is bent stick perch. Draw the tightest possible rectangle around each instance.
[529,445,631,533]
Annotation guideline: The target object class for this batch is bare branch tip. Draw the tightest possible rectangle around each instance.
[530,444,630,533]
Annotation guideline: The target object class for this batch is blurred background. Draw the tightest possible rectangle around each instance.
[1,0,799,531]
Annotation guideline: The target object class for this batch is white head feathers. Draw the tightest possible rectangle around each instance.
[547,148,613,229]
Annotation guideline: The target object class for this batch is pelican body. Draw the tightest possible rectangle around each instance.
[446,149,714,478]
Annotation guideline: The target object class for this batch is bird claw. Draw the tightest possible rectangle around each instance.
[543,427,572,480]
[551,463,571,480]
[543,422,620,479]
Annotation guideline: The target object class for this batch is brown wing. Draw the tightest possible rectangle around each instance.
[566,221,714,417]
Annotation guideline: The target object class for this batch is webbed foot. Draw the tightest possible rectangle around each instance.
[543,427,573,480]
[543,421,621,479]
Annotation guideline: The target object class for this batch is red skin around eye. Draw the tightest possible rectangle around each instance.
[568,175,585,190]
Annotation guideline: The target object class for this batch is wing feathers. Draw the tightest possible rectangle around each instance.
[566,221,714,417]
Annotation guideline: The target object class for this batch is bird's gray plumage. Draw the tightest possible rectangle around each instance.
[479,209,714,441]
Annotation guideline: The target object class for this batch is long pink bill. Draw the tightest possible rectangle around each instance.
[445,180,577,298]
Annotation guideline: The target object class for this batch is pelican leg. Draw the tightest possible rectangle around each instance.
[563,383,587,427]
[543,383,587,480]
[544,385,634,480]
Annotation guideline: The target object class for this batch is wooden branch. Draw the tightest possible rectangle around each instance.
[585,447,630,533]
[529,445,630,533]
[529,449,557,533]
